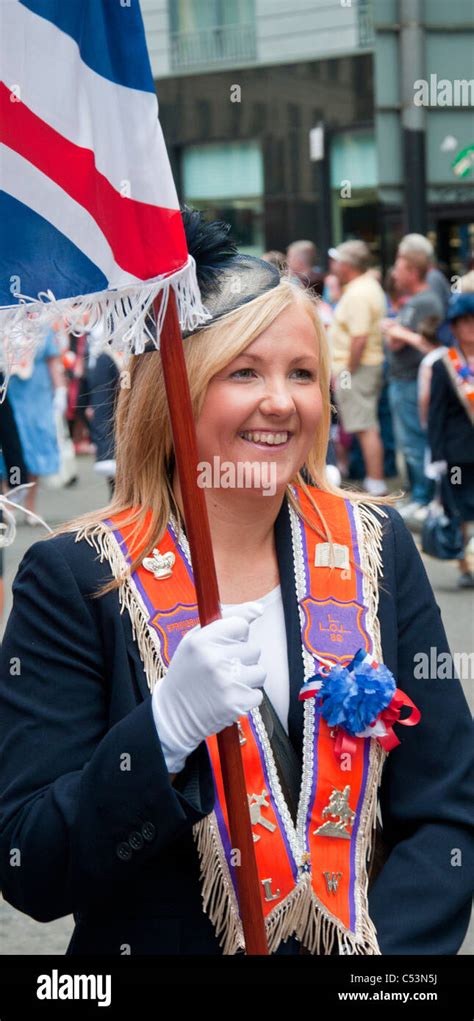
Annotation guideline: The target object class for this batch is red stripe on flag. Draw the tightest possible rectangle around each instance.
[0,83,187,281]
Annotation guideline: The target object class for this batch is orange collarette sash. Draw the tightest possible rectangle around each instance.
[101,485,387,955]
[443,346,474,425]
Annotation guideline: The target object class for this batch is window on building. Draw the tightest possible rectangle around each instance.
[182,141,264,254]
[330,130,378,253]
[328,60,339,82]
[169,0,256,70]
[170,0,255,32]
[358,0,375,48]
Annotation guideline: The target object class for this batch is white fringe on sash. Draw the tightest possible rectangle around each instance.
[74,522,166,694]
[193,814,245,956]
[74,497,389,957]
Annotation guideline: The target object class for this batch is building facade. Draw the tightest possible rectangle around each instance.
[142,0,473,272]
[375,0,474,276]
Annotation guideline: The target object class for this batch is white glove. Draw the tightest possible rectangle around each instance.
[152,602,266,774]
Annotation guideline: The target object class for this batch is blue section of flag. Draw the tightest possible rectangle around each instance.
[18,0,155,93]
[0,192,108,306]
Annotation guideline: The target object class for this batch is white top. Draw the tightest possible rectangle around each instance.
[220,585,290,735]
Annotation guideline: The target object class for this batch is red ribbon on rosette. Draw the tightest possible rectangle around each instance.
[334,729,358,762]
[377,688,421,751]
[332,688,421,761]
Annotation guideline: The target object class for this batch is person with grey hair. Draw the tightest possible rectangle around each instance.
[286,240,323,296]
[328,240,387,496]
[382,248,444,523]
[398,233,451,315]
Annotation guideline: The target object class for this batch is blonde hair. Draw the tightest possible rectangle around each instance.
[44,279,394,595]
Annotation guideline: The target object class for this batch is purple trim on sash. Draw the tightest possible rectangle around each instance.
[349,737,370,933]
[209,763,240,902]
[106,518,160,621]
[105,518,132,565]
[248,712,299,883]
[134,572,158,620]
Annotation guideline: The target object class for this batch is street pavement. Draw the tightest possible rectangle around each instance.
[1,456,472,954]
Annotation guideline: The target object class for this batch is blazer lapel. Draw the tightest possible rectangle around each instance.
[274,494,305,761]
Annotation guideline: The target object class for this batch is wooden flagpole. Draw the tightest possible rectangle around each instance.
[156,290,269,955]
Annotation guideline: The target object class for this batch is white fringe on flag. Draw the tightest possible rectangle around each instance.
[0,255,210,400]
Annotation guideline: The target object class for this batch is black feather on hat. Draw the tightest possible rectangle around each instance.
[144,207,280,348]
[179,206,280,334]
[180,206,239,297]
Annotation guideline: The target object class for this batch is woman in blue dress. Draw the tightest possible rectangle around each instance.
[5,329,64,519]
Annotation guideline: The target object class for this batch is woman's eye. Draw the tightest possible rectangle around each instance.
[229,368,256,378]
[292,368,315,379]
[229,367,315,379]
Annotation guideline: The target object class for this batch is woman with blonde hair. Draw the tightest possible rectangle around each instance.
[0,212,472,958]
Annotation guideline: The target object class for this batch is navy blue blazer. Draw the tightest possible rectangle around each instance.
[0,496,473,956]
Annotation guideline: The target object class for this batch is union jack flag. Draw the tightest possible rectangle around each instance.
[0,0,206,378]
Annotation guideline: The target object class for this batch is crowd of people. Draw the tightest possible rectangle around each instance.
[0,319,123,618]
[1,230,473,601]
[0,318,120,510]
[265,232,474,588]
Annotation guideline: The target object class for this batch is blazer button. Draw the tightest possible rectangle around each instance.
[129,830,144,851]
[141,821,156,842]
[116,841,132,861]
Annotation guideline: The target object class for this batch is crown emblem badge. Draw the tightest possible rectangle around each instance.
[142,548,175,579]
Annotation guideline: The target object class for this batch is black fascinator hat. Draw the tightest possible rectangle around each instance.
[179,206,280,336]
[146,208,281,348]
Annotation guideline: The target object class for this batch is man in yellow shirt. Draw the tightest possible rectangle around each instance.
[328,240,387,496]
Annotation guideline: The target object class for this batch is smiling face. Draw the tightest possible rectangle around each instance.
[194,302,323,497]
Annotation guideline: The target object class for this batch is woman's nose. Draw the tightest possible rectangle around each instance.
[258,382,296,416]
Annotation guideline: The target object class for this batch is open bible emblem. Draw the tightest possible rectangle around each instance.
[315,542,350,570]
